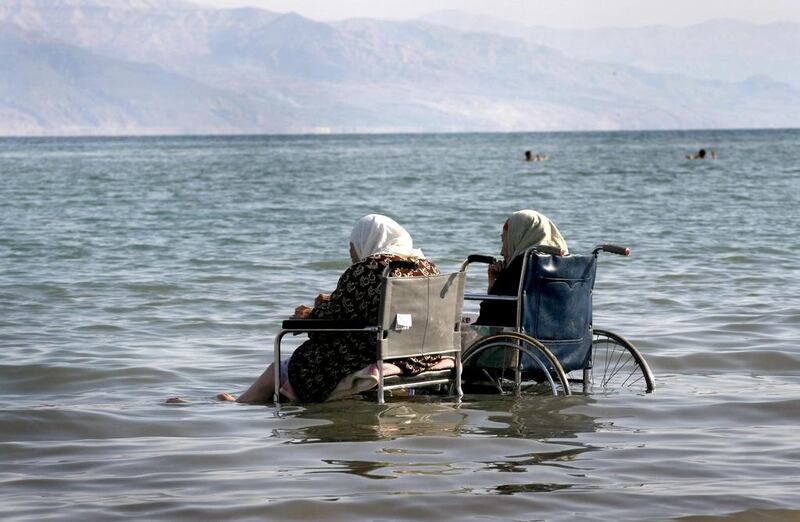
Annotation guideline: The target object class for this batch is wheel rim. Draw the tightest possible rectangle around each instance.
[578,329,655,393]
[462,333,571,396]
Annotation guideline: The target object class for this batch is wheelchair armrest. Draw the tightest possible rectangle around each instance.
[464,293,518,301]
[281,319,373,330]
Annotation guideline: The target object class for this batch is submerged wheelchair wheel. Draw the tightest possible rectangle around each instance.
[577,329,655,393]
[462,332,571,396]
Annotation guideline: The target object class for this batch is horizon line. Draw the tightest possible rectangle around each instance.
[1,126,798,140]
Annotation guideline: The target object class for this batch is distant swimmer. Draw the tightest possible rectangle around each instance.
[525,150,549,162]
[687,148,707,160]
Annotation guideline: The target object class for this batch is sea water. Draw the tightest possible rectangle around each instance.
[1,130,799,521]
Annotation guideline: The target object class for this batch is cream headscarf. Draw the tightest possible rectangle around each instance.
[350,214,425,260]
[504,209,569,261]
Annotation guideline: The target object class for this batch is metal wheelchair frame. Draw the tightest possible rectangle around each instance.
[460,244,655,396]
[273,262,466,404]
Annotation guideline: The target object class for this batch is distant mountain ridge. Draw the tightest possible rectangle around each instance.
[0,23,285,136]
[1,0,799,136]
[421,10,800,90]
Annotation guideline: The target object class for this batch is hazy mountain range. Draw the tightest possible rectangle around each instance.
[1,0,799,136]
[422,11,800,91]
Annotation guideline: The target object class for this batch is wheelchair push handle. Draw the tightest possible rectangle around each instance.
[462,245,566,272]
[461,254,498,272]
[593,244,631,256]
[466,254,498,265]
[388,259,417,270]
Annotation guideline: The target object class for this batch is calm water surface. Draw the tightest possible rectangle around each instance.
[1,130,799,520]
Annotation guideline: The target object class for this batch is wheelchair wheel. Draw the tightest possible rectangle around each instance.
[462,332,571,396]
[578,329,655,393]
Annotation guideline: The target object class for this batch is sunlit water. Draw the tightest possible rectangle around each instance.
[1,130,799,521]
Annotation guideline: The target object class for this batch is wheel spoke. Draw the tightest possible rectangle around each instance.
[604,350,633,384]
[590,329,655,393]
[462,333,571,396]
[621,373,644,387]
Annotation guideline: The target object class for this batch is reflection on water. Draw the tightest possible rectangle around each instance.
[494,482,574,494]
[264,394,600,493]
[272,394,599,445]
[274,398,470,443]
[464,394,600,441]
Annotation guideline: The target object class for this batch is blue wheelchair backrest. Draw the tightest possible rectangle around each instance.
[521,253,597,373]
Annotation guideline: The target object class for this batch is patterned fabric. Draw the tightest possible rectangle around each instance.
[287,254,441,402]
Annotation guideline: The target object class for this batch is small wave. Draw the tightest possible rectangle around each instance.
[192,275,256,284]
[125,243,163,252]
[169,320,272,332]
[679,509,800,522]
[648,349,800,373]
[0,405,243,441]
[73,324,126,333]
[0,363,179,395]
[304,260,349,270]
[217,236,257,246]
[53,247,91,260]
[629,394,800,427]
[0,283,70,299]
[123,283,183,294]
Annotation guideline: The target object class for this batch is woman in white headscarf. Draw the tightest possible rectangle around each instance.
[348,214,425,261]
[475,210,569,326]
[227,214,440,403]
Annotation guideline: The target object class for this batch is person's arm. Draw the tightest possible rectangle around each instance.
[291,305,313,319]
[290,294,331,318]
[288,264,356,320]
[308,260,367,320]
[487,260,505,291]
[475,256,523,327]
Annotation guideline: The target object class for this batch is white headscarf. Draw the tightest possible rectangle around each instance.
[350,214,425,260]
[505,209,569,261]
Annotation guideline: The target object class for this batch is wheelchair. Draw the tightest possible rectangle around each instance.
[460,244,655,396]
[272,245,654,404]
[274,260,467,405]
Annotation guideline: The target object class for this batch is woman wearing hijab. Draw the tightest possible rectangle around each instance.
[228,214,442,403]
[475,210,569,327]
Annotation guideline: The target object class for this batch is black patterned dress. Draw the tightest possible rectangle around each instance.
[287,254,441,402]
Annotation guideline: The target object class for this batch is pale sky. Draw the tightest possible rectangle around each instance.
[190,0,800,29]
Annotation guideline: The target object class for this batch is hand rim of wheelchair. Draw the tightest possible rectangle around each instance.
[576,328,655,393]
[461,332,572,396]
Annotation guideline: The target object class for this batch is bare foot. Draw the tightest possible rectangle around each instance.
[216,392,236,401]
[166,397,190,404]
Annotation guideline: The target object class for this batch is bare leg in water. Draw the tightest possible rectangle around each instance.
[218,363,276,404]
[166,363,277,404]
